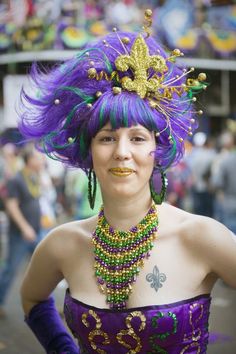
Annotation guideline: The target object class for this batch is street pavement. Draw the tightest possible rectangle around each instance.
[0,260,236,354]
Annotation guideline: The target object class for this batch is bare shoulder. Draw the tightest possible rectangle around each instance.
[180,209,233,247]
[161,203,236,287]
[160,202,234,252]
[37,215,98,260]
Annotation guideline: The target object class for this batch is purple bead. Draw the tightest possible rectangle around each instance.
[98,277,104,285]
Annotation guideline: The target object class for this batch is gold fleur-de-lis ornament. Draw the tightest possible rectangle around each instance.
[115,35,168,99]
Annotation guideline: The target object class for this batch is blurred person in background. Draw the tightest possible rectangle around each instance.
[1,143,22,180]
[187,131,216,217]
[0,146,44,318]
[166,158,193,210]
[39,156,58,239]
[210,130,235,222]
[211,131,236,234]
[105,0,141,28]
[0,152,8,278]
[0,144,22,283]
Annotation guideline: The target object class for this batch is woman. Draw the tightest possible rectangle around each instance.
[19,10,236,354]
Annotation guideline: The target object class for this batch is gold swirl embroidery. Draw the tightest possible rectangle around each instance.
[180,342,201,354]
[82,309,102,329]
[81,310,110,354]
[89,330,110,354]
[184,303,204,345]
[126,311,146,331]
[116,311,147,353]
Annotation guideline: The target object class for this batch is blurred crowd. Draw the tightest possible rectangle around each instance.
[0,0,235,58]
[0,142,102,316]
[1,127,236,275]
[166,128,236,234]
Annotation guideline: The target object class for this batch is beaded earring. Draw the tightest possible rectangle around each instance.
[88,169,97,209]
[150,170,168,205]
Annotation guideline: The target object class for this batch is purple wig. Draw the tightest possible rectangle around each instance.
[19,31,204,172]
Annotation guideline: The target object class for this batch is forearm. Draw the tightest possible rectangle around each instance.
[25,297,79,354]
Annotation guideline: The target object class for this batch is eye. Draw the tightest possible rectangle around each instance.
[131,136,146,142]
[99,136,115,143]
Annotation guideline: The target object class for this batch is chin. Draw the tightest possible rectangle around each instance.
[108,183,144,200]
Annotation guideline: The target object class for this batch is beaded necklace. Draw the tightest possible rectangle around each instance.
[92,203,158,310]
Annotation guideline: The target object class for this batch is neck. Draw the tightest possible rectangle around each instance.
[101,189,153,231]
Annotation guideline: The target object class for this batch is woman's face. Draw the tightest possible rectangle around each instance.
[91,123,156,200]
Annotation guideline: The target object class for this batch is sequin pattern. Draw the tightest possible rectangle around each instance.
[64,290,211,354]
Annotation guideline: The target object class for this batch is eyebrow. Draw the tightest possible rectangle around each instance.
[98,128,150,133]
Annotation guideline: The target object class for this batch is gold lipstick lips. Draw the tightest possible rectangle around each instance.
[109,167,135,177]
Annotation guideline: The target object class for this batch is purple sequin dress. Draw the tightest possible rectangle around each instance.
[64,289,211,353]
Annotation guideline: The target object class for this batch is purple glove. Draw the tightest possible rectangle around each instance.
[25,296,79,354]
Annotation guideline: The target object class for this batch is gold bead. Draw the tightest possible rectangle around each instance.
[88,68,97,78]
[112,87,122,95]
[198,110,203,115]
[192,80,200,86]
[172,48,181,56]
[87,103,92,108]
[89,61,95,66]
[121,37,130,44]
[112,27,117,32]
[179,138,184,142]
[95,91,102,98]
[149,100,157,109]
[188,131,193,136]
[192,97,197,102]
[68,137,74,143]
[145,8,152,17]
[198,73,207,82]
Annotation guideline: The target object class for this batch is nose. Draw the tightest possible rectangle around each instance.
[113,138,132,160]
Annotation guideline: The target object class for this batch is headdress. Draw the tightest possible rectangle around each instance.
[19,9,207,172]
